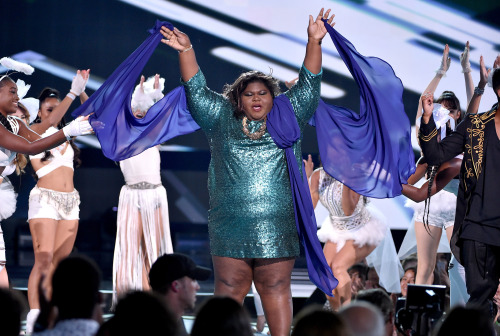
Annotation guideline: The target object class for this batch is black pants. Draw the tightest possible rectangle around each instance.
[461,239,500,317]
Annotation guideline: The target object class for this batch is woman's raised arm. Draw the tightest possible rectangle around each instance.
[415,44,450,136]
[30,70,89,135]
[160,26,198,82]
[303,8,335,75]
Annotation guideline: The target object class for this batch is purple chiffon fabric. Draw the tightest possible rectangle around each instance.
[267,95,338,296]
[71,20,200,160]
[311,23,415,198]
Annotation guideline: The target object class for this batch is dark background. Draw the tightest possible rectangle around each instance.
[1,0,499,285]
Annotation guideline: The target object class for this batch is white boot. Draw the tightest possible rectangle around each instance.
[25,309,40,335]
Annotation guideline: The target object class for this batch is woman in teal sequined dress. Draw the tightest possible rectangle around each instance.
[160,9,335,336]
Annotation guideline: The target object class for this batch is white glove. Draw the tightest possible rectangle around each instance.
[62,116,93,139]
[436,45,451,76]
[436,56,450,76]
[70,72,88,96]
[460,43,471,73]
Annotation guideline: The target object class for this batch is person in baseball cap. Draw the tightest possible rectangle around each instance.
[149,253,211,336]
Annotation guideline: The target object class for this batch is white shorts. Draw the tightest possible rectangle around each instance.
[406,189,456,229]
[28,186,80,221]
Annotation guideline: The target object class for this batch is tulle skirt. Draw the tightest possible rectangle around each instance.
[317,204,386,252]
[0,178,16,221]
[0,178,16,270]
[112,184,173,305]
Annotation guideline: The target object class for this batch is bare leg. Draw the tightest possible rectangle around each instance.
[28,218,58,309]
[28,218,78,308]
[323,241,341,309]
[414,221,443,284]
[0,267,8,288]
[327,240,376,309]
[212,256,253,304]
[254,257,295,336]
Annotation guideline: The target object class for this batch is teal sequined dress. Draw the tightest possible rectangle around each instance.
[182,66,321,258]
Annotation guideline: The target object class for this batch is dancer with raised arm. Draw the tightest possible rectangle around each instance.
[419,54,500,317]
[112,74,173,306]
[399,43,475,286]
[159,9,335,336]
[0,61,92,291]
[24,70,90,333]
[305,156,386,310]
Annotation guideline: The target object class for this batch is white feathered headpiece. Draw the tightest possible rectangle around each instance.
[0,57,35,82]
[19,97,40,124]
[131,75,165,115]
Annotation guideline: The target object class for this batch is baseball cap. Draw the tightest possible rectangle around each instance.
[149,253,212,291]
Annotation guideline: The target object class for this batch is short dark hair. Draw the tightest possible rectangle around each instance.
[51,254,101,320]
[0,288,26,336]
[106,291,177,336]
[190,297,253,336]
[291,305,349,336]
[493,69,500,98]
[348,263,369,281]
[356,288,394,323]
[222,71,281,119]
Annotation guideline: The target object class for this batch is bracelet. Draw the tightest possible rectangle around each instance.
[474,86,485,96]
[66,92,76,100]
[179,44,193,54]
[435,69,446,76]
[461,66,471,73]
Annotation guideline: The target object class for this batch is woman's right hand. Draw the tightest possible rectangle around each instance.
[478,56,490,88]
[160,26,191,52]
[421,92,434,124]
[436,44,450,76]
[460,41,471,73]
[70,69,89,96]
[303,154,314,179]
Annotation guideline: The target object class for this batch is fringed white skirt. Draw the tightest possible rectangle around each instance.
[0,178,17,270]
[317,204,387,253]
[112,184,173,305]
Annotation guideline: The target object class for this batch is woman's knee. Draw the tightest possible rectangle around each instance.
[34,251,54,269]
[331,264,349,279]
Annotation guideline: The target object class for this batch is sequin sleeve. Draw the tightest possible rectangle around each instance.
[285,65,322,126]
[182,69,231,132]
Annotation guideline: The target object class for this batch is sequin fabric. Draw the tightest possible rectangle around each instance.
[183,66,321,258]
[318,169,370,231]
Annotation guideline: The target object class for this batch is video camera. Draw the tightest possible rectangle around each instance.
[395,284,447,335]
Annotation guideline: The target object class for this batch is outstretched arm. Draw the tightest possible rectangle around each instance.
[416,45,450,136]
[1,116,93,155]
[402,157,461,202]
[303,8,335,75]
[160,26,198,82]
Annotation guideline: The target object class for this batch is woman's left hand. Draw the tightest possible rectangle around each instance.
[303,154,314,179]
[307,8,335,43]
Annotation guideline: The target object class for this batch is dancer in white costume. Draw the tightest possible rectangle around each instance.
[26,71,91,334]
[306,156,400,310]
[112,74,173,305]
